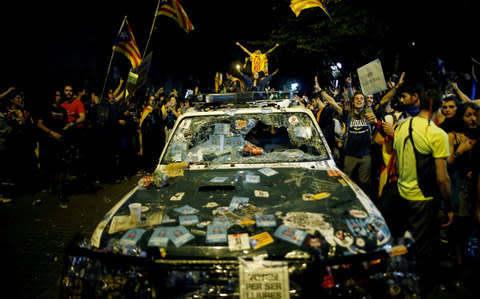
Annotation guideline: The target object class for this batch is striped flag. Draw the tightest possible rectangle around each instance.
[290,0,332,20]
[156,0,194,33]
[112,19,142,68]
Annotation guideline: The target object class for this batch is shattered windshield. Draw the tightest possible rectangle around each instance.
[162,111,329,164]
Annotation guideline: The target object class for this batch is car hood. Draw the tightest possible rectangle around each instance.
[91,166,391,262]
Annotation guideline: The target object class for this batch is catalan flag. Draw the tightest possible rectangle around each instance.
[156,0,194,33]
[290,0,332,20]
[112,18,142,68]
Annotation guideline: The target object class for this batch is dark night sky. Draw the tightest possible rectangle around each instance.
[2,0,479,103]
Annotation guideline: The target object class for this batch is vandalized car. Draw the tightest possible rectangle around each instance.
[61,92,417,298]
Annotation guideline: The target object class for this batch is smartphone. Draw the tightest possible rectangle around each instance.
[365,107,373,114]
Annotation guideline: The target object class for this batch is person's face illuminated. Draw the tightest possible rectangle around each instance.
[366,95,374,106]
[463,107,478,129]
[441,100,457,119]
[353,94,365,110]
[64,86,74,101]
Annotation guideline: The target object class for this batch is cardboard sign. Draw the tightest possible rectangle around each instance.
[357,59,387,95]
[240,260,290,299]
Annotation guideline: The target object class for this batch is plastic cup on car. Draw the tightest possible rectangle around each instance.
[128,203,142,222]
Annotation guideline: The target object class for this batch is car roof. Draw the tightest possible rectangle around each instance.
[189,91,299,111]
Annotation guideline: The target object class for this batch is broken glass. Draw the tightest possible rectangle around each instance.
[162,112,329,164]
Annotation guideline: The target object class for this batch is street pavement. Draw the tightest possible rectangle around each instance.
[0,175,140,298]
[1,174,479,298]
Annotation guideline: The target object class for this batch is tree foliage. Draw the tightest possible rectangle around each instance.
[239,0,397,84]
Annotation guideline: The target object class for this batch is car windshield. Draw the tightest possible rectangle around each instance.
[161,111,329,164]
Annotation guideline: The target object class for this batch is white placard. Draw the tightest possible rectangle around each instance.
[357,59,387,95]
[239,260,290,299]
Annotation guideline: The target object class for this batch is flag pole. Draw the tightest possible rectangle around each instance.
[101,16,127,101]
[142,0,161,59]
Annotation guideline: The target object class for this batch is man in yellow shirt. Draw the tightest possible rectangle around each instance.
[236,41,279,76]
[392,82,454,292]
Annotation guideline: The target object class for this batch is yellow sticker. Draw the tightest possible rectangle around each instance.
[234,120,247,130]
[311,192,331,200]
[249,232,274,250]
[236,218,256,226]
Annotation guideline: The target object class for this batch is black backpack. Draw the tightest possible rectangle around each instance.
[404,118,437,198]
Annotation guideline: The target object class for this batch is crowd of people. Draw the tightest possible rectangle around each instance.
[3,82,185,199]
[307,69,480,293]
[1,49,480,293]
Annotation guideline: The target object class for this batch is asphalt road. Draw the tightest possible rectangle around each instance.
[1,174,479,298]
[0,176,140,298]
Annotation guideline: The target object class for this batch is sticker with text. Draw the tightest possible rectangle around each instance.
[168,226,194,247]
[255,214,277,227]
[147,227,170,247]
[249,232,274,250]
[206,224,227,244]
[228,233,250,251]
[179,215,199,226]
[274,225,307,246]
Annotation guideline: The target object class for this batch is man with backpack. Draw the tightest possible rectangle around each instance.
[392,81,454,293]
